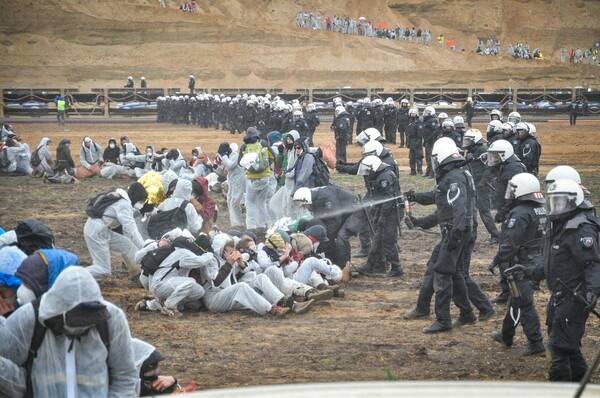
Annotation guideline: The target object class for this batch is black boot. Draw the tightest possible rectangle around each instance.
[523,340,545,356]
[423,321,452,334]
[404,308,430,320]
[491,330,512,347]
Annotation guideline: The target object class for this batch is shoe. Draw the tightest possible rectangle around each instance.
[306,289,334,302]
[478,308,496,321]
[270,305,291,317]
[523,341,545,356]
[292,299,315,315]
[423,322,452,334]
[341,262,351,283]
[134,300,148,311]
[453,312,478,328]
[425,175,435,179]
[277,296,294,309]
[491,330,512,347]
[487,237,499,245]
[353,249,369,258]
[354,263,374,275]
[404,308,430,320]
[388,269,404,278]
[334,288,345,298]
[491,295,509,304]
[409,171,417,176]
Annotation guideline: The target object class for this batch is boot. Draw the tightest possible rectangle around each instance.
[292,299,315,315]
[277,296,294,309]
[269,305,291,317]
[341,262,351,283]
[388,267,404,278]
[523,341,545,356]
[353,249,369,258]
[354,263,375,275]
[453,312,478,328]
[478,308,496,321]
[491,331,512,347]
[404,308,430,320]
[423,321,452,334]
[306,289,334,302]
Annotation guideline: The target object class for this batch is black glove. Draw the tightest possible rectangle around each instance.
[494,211,505,224]
[405,215,419,229]
[446,230,463,251]
[487,262,498,275]
[405,190,418,202]
[585,291,598,312]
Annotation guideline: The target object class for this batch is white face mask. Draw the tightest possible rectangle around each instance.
[146,150,153,156]
[134,202,145,210]
[16,285,36,306]
[109,143,116,149]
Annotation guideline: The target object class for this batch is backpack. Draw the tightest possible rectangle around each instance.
[243,142,270,173]
[85,191,124,219]
[25,298,109,398]
[0,147,10,169]
[311,148,331,187]
[140,245,177,277]
[15,219,55,255]
[30,148,42,167]
[147,200,190,240]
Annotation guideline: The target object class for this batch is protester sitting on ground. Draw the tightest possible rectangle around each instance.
[190,147,214,177]
[102,138,121,164]
[46,138,78,184]
[132,338,184,396]
[0,239,26,317]
[31,137,53,178]
[0,134,29,175]
[0,266,138,397]
[154,179,203,236]
[164,149,188,175]
[78,136,104,178]
[84,182,147,280]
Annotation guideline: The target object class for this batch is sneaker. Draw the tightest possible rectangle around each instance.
[134,300,148,311]
[353,249,369,258]
[306,289,334,302]
[292,299,315,315]
[277,296,294,309]
[453,312,478,328]
[491,330,512,347]
[423,321,452,334]
[523,341,545,356]
[270,305,291,317]
[478,308,496,321]
[404,308,430,320]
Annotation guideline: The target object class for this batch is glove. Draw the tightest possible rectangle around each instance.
[585,291,598,312]
[405,190,417,202]
[405,215,420,229]
[494,211,505,223]
[487,262,498,275]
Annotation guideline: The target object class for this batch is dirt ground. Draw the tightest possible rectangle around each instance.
[1,121,599,390]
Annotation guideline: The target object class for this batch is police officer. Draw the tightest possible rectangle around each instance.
[515,122,541,176]
[462,129,499,243]
[383,98,398,144]
[529,179,600,381]
[463,97,475,127]
[372,99,385,135]
[396,98,410,148]
[124,76,134,88]
[292,110,311,143]
[345,101,355,144]
[440,119,462,147]
[407,108,423,175]
[357,98,375,131]
[188,75,195,94]
[355,155,403,278]
[489,173,547,356]
[486,120,503,144]
[333,106,351,162]
[140,76,147,88]
[404,137,477,332]
[421,106,438,179]
[305,103,321,142]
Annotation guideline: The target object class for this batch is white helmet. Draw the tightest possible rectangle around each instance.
[362,140,384,157]
[431,137,462,172]
[189,75,195,79]
[508,111,521,124]
[292,99,300,105]
[546,179,584,220]
[525,122,537,136]
[462,128,483,148]
[487,120,504,135]
[357,155,382,176]
[514,122,530,137]
[274,95,280,101]
[544,165,581,191]
[141,76,146,80]
[408,108,419,117]
[292,103,302,111]
[486,139,514,166]
[356,127,383,145]
[501,122,515,136]
[333,97,342,104]
[265,94,272,100]
[346,101,353,107]
[490,109,503,121]
[250,94,257,101]
[293,187,313,205]
[307,103,316,112]
[400,98,410,106]
[335,106,346,117]
[374,98,383,106]
[357,99,364,105]
[441,119,454,130]
[363,97,371,105]
[423,106,436,117]
[505,173,545,203]
[438,112,448,120]
[453,116,464,125]
[293,110,303,119]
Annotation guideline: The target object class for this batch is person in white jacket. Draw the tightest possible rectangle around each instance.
[219,143,246,229]
[156,179,203,234]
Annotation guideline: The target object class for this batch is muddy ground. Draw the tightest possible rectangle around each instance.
[0,121,599,390]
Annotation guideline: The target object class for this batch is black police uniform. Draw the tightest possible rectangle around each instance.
[421,115,438,178]
[491,155,527,223]
[518,135,541,176]
[364,163,403,276]
[406,116,423,175]
[333,112,351,162]
[463,101,475,127]
[383,106,398,144]
[441,128,462,148]
[306,110,321,141]
[293,118,311,145]
[532,208,600,381]
[373,105,385,135]
[357,105,375,131]
[346,106,356,144]
[396,106,410,147]
[493,200,547,347]
[466,140,499,240]
[188,77,195,94]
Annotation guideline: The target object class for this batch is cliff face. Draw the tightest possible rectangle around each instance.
[0,0,598,91]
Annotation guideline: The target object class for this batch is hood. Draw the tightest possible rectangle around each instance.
[0,245,27,276]
[192,146,202,156]
[81,136,93,150]
[38,266,102,323]
[161,170,178,194]
[267,131,282,145]
[192,176,209,198]
[15,249,77,298]
[124,142,137,154]
[288,130,300,142]
[173,179,193,200]
[38,249,79,290]
[132,338,156,375]
[108,138,117,147]
[37,137,50,149]
[294,136,309,152]
[211,233,232,261]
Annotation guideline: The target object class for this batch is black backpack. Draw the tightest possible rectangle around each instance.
[30,148,42,167]
[0,147,10,169]
[15,219,55,255]
[147,200,190,240]
[25,298,109,398]
[86,191,124,219]
[140,245,177,277]
[311,148,331,187]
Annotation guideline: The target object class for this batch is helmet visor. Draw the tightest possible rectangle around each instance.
[486,152,501,167]
[508,115,520,124]
[357,163,372,176]
[461,136,473,148]
[504,181,517,200]
[430,154,440,172]
[546,193,576,218]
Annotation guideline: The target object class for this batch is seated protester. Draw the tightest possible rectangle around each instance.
[134,146,158,178]
[132,339,184,396]
[163,149,188,176]
[0,243,27,318]
[191,177,217,234]
[45,138,78,184]
[200,233,296,317]
[0,267,138,397]
[13,138,33,176]
[14,249,78,306]
[0,135,29,175]
[102,143,142,179]
[134,230,216,317]
[0,356,25,397]
[156,179,203,235]
[84,183,147,280]
[161,170,179,198]
[102,138,121,164]
[120,136,140,156]
[190,147,214,178]
[77,136,103,178]
[31,137,53,178]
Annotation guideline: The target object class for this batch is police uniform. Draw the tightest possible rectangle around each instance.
[383,106,398,144]
[357,106,375,131]
[466,141,499,240]
[421,115,438,178]
[493,200,547,348]
[406,116,423,175]
[306,110,321,142]
[333,113,351,162]
[533,208,600,381]
[396,106,410,147]
[492,156,527,223]
[518,135,541,176]
[373,105,385,135]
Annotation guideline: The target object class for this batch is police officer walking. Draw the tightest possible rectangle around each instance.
[489,173,547,356]
[333,106,351,162]
[383,98,398,144]
[421,106,438,179]
[530,179,600,381]
[515,122,542,176]
[407,108,423,175]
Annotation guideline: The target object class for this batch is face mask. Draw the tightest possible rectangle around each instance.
[17,285,37,306]
[192,155,198,160]
[109,143,115,149]
[147,150,153,156]
[134,202,145,210]
[312,242,320,251]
